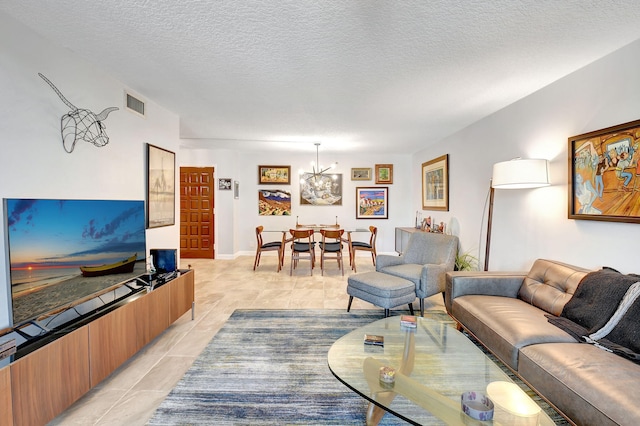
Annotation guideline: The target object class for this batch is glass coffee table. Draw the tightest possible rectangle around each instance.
[328,314,556,425]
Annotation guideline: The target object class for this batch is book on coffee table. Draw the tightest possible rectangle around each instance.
[400,315,417,328]
[364,334,384,346]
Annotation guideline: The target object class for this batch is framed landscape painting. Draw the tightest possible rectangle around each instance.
[351,167,372,180]
[375,164,393,184]
[147,144,175,228]
[422,154,449,211]
[569,119,640,223]
[259,189,291,215]
[356,187,388,219]
[259,165,290,184]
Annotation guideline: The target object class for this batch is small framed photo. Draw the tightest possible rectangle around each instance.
[258,165,291,184]
[351,168,372,180]
[356,187,388,219]
[218,178,232,190]
[375,164,393,184]
[569,118,640,222]
[422,154,449,211]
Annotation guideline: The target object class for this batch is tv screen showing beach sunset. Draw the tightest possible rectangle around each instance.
[5,198,147,325]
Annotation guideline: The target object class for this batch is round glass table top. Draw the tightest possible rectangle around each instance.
[327,314,555,425]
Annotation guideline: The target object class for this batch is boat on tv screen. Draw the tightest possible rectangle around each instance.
[5,198,147,326]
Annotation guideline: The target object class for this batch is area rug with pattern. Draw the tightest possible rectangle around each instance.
[148,309,567,425]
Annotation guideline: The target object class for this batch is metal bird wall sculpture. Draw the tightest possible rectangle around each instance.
[38,73,119,153]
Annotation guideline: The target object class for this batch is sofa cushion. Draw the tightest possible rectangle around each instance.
[451,295,576,371]
[560,267,640,332]
[518,259,589,316]
[519,342,640,426]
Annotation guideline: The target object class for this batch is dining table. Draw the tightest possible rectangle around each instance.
[263,226,371,266]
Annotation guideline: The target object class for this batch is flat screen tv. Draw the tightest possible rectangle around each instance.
[5,198,147,326]
[150,248,177,273]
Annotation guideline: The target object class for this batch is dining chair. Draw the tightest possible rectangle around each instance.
[253,226,285,272]
[348,226,377,272]
[289,228,316,276]
[319,228,345,276]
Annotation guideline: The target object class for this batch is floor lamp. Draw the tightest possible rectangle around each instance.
[484,158,550,271]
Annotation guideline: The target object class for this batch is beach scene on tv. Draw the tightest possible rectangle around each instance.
[6,198,147,325]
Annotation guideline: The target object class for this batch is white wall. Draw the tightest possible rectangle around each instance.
[6,10,639,330]
[183,38,640,274]
[180,146,413,257]
[0,13,180,328]
[413,38,640,273]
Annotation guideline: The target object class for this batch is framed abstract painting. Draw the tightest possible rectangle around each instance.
[569,119,640,223]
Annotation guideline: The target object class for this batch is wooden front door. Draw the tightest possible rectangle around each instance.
[180,167,215,259]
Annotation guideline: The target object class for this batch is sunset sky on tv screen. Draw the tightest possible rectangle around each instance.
[6,198,146,274]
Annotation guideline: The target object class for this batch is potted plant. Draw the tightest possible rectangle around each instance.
[455,250,478,271]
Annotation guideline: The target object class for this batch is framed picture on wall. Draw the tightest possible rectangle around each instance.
[569,118,640,223]
[351,167,372,180]
[258,165,291,184]
[146,144,175,228]
[300,173,343,205]
[375,164,393,184]
[422,154,449,211]
[218,178,232,190]
[259,189,291,215]
[356,187,388,219]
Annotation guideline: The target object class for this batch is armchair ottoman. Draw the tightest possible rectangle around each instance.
[347,271,415,317]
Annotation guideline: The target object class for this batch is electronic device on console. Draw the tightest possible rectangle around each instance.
[150,248,178,283]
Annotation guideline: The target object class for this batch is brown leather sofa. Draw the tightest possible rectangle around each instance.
[445,259,640,426]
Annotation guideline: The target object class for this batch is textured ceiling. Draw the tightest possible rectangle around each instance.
[3,1,640,154]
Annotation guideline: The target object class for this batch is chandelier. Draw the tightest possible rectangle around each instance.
[299,143,338,186]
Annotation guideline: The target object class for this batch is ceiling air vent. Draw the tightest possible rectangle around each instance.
[125,92,145,117]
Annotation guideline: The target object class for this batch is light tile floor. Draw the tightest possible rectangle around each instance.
[49,255,445,425]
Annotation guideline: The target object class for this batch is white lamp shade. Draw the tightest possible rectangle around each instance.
[492,158,550,189]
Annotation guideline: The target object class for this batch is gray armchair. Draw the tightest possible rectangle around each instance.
[376,232,459,316]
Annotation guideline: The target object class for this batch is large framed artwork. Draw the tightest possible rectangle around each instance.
[356,187,388,219]
[258,165,290,184]
[569,119,640,223]
[259,189,291,215]
[375,164,393,184]
[147,144,175,228]
[300,173,343,205]
[422,154,449,211]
